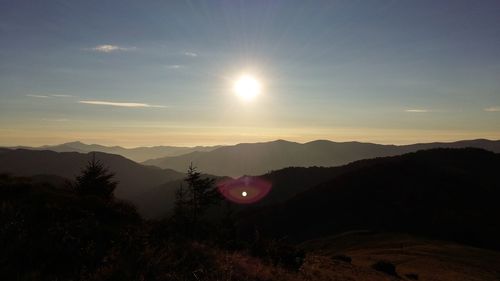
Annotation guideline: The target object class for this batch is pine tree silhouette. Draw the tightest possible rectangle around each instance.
[75,153,117,201]
[173,163,221,238]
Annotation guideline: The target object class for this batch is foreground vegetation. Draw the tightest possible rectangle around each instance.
[0,160,306,280]
[2,149,500,280]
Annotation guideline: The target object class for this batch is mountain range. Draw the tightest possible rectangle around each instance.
[7,139,500,178]
[3,139,500,219]
[0,148,184,209]
[143,139,500,176]
[7,146,494,251]
[238,148,500,251]
[10,141,220,162]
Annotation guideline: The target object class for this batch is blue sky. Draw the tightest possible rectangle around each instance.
[1,0,499,146]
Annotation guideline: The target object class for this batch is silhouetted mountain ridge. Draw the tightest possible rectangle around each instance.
[144,139,500,176]
[137,166,342,219]
[9,141,221,162]
[0,149,184,206]
[238,148,500,251]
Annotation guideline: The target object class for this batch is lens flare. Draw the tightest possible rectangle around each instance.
[217,176,272,204]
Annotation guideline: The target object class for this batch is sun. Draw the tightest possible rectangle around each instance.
[233,74,262,101]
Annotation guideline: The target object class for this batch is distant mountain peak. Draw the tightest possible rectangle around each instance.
[63,141,86,146]
[269,139,297,145]
[143,139,500,177]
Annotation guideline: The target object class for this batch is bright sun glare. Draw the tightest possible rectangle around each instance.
[233,75,261,101]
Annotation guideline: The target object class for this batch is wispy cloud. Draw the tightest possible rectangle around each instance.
[51,94,73,98]
[27,94,75,98]
[79,100,166,108]
[484,106,500,112]
[166,64,183,69]
[89,44,134,53]
[183,51,198,57]
[26,94,50,98]
[405,109,429,113]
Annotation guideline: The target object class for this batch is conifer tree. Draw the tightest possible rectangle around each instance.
[173,163,221,238]
[75,154,117,201]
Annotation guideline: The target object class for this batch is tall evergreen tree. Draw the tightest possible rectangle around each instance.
[75,154,117,201]
[185,164,220,223]
[173,164,221,238]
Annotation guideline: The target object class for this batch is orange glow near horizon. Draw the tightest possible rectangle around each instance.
[1,125,500,148]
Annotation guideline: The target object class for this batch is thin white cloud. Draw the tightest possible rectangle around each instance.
[484,106,500,112]
[79,100,166,108]
[26,94,50,98]
[51,94,73,98]
[183,51,198,57]
[405,109,429,113]
[167,64,183,69]
[90,45,134,53]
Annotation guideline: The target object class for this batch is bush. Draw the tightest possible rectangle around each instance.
[372,260,398,277]
[405,273,419,280]
[331,254,351,263]
[250,234,305,271]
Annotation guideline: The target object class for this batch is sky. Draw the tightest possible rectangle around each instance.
[1,0,500,147]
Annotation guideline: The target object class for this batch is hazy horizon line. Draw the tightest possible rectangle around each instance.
[2,137,499,150]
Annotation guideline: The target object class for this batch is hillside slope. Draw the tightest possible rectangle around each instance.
[0,149,184,203]
[11,141,220,162]
[239,148,500,251]
[301,231,500,281]
[137,166,342,219]
[144,139,500,176]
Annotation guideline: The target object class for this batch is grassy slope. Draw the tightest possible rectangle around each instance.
[301,231,500,281]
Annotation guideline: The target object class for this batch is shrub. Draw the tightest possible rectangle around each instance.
[251,236,305,271]
[372,260,398,277]
[405,273,419,280]
[331,254,351,263]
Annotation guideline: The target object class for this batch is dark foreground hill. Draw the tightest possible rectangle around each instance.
[137,166,341,219]
[3,174,500,281]
[0,174,144,280]
[0,148,184,204]
[135,145,500,219]
[239,148,500,251]
[143,139,500,176]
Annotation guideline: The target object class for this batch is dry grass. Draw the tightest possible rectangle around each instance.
[90,232,499,281]
[207,248,398,281]
[302,232,500,281]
